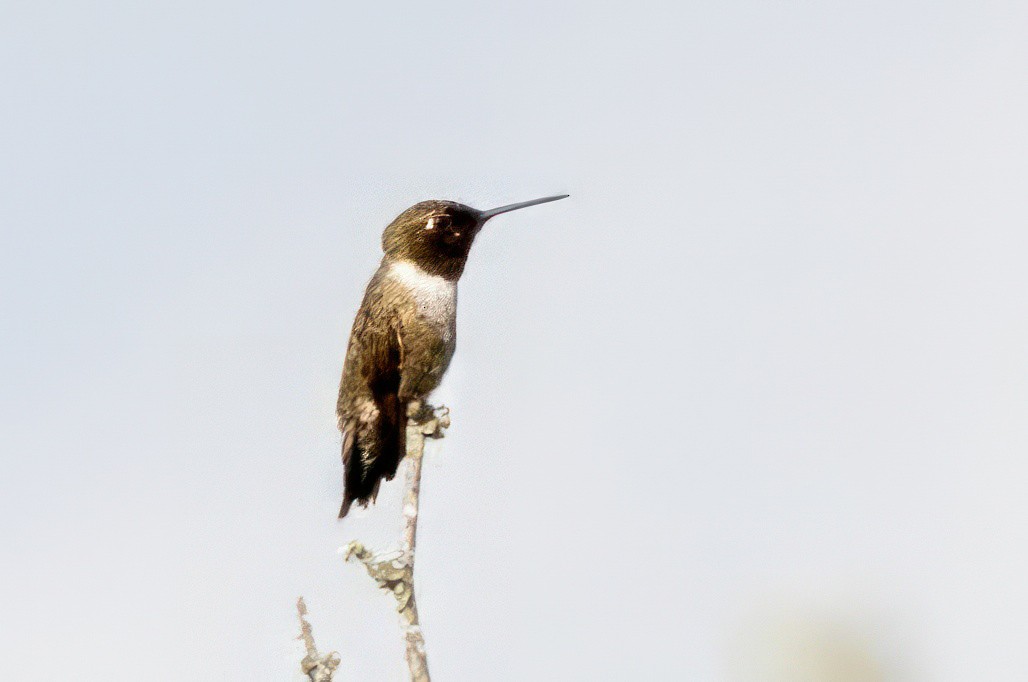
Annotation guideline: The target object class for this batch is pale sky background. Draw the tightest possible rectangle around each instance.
[3,1,1028,680]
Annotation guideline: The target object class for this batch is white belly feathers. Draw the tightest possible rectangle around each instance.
[386,260,457,340]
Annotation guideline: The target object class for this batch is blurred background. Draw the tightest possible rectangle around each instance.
[2,1,1027,679]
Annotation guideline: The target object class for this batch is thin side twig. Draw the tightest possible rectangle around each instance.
[344,405,449,682]
[297,597,341,682]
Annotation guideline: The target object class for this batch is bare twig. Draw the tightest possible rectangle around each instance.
[297,597,340,682]
[344,405,449,682]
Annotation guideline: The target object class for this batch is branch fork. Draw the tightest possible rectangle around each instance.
[297,597,341,682]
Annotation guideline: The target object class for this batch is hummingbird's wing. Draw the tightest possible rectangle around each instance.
[338,273,407,518]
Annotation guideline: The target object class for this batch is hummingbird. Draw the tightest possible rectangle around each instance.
[336,194,569,518]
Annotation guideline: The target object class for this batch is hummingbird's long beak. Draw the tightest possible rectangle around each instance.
[477,194,569,221]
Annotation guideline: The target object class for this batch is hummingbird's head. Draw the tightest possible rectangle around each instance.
[381,195,568,280]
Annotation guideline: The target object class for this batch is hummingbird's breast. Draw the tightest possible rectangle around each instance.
[384,259,457,345]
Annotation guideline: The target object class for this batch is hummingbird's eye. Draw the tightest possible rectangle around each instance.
[425,215,451,231]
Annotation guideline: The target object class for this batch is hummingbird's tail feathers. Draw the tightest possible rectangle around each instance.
[368,392,406,484]
[338,394,407,519]
[339,430,358,518]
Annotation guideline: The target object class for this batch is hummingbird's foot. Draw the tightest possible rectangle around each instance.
[406,401,449,437]
[406,400,435,424]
